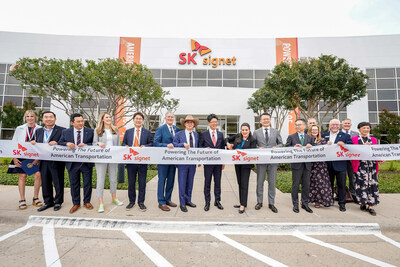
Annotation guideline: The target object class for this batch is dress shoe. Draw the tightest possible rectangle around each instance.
[159,204,170,212]
[214,201,224,210]
[69,204,80,214]
[360,205,367,211]
[293,206,299,213]
[83,203,93,210]
[239,207,245,214]
[233,205,240,208]
[339,204,346,212]
[368,208,376,216]
[204,202,210,211]
[166,201,177,207]
[186,202,196,208]
[126,202,135,210]
[255,203,263,210]
[38,204,54,212]
[180,205,188,212]
[54,204,62,211]
[268,204,278,213]
[138,203,147,212]
[301,204,313,213]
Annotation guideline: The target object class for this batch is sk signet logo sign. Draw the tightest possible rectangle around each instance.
[123,148,150,162]
[179,39,237,68]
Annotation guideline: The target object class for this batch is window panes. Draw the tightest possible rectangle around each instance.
[255,80,264,88]
[5,75,20,85]
[162,69,176,78]
[367,89,376,100]
[208,80,222,87]
[255,70,268,79]
[239,80,253,88]
[193,70,207,79]
[161,79,176,87]
[0,64,6,73]
[5,85,23,95]
[366,79,375,89]
[239,70,253,79]
[377,90,397,100]
[378,101,398,111]
[223,70,237,79]
[369,113,378,123]
[223,80,237,87]
[366,69,375,78]
[193,79,206,86]
[376,68,395,78]
[177,79,191,87]
[0,75,5,84]
[4,96,22,106]
[368,101,377,111]
[377,79,396,89]
[178,70,191,79]
[208,70,222,79]
[150,69,161,78]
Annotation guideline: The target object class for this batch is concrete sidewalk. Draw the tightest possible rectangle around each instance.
[1,165,399,231]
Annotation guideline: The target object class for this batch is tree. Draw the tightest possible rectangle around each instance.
[10,58,179,128]
[372,109,400,144]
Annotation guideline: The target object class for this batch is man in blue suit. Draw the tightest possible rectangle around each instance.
[59,113,94,214]
[198,114,225,211]
[173,115,199,212]
[322,118,353,212]
[154,112,180,211]
[122,112,153,212]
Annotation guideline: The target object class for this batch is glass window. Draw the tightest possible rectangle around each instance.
[4,96,23,106]
[193,70,207,79]
[255,80,264,88]
[377,79,396,89]
[376,68,395,78]
[0,64,6,73]
[368,101,377,111]
[161,69,176,78]
[177,79,191,87]
[0,74,5,84]
[5,85,24,95]
[6,75,20,85]
[208,70,222,79]
[367,89,376,100]
[239,70,253,79]
[30,97,42,106]
[255,70,269,79]
[378,101,398,111]
[42,98,51,107]
[369,112,378,123]
[155,79,161,84]
[366,79,375,89]
[208,80,222,87]
[239,80,253,88]
[377,90,397,100]
[223,70,237,79]
[178,70,191,79]
[338,112,347,121]
[223,80,237,87]
[365,69,375,79]
[193,79,206,86]
[150,69,161,78]
[161,79,176,87]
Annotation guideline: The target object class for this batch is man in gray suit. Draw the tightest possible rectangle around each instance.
[341,118,359,203]
[253,113,283,213]
[286,118,314,213]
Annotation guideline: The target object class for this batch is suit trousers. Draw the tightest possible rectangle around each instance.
[234,165,251,207]
[40,161,65,205]
[95,163,118,198]
[346,161,356,197]
[329,168,347,205]
[127,164,147,204]
[177,165,196,205]
[68,163,93,205]
[256,164,278,204]
[291,164,311,206]
[157,164,176,205]
[203,164,222,203]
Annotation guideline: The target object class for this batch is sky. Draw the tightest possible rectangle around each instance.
[1,0,400,38]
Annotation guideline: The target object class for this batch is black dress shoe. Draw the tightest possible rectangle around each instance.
[293,206,299,213]
[214,201,224,210]
[368,208,376,216]
[54,204,62,211]
[38,204,54,212]
[339,204,346,212]
[138,203,147,212]
[301,204,313,213]
[268,204,278,213]
[186,202,196,208]
[204,202,210,211]
[126,202,135,210]
[233,205,240,208]
[255,203,263,210]
[180,205,188,212]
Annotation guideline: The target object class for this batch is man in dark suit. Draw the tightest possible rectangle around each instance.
[59,113,94,214]
[285,118,314,213]
[154,112,180,211]
[322,118,353,212]
[173,115,199,212]
[122,112,153,212]
[198,114,225,211]
[31,111,65,212]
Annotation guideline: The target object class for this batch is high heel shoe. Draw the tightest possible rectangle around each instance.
[238,206,245,214]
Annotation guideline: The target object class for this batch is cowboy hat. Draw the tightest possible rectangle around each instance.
[180,115,199,127]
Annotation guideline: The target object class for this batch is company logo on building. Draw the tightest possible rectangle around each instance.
[179,39,237,68]
[123,148,150,162]
[13,143,39,158]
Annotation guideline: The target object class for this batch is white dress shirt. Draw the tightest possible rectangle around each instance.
[185,129,196,147]
[73,127,84,145]
[329,131,338,143]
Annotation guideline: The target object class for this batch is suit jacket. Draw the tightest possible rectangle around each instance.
[122,127,153,147]
[154,124,180,147]
[93,129,120,147]
[253,127,283,148]
[285,132,314,170]
[12,123,41,143]
[33,125,66,168]
[198,130,225,150]
[321,131,353,171]
[59,127,94,170]
[225,133,257,168]
[173,130,199,148]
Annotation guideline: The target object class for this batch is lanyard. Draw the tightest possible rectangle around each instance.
[44,128,52,143]
[360,135,370,145]
[25,126,35,141]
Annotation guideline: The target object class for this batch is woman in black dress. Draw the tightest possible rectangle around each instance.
[226,123,257,214]
[307,124,334,208]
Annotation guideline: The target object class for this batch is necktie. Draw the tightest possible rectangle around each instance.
[77,130,81,145]
[300,134,304,146]
[170,127,174,136]
[212,131,217,147]
[265,128,269,144]
[346,130,349,134]
[134,129,140,147]
[189,132,194,148]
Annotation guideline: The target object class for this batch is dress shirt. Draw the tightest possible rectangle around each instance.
[104,129,113,147]
[73,127,84,145]
[209,128,218,143]
[167,124,175,136]
[297,132,305,142]
[43,126,55,143]
[185,129,196,147]
[329,131,338,143]
[133,127,142,145]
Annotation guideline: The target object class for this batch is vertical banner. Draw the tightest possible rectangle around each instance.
[275,38,299,135]
[117,37,142,141]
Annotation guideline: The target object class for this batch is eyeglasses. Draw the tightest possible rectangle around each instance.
[295,124,305,127]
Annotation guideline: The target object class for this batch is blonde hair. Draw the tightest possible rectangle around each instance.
[23,110,37,122]
[96,112,118,136]
[307,123,322,143]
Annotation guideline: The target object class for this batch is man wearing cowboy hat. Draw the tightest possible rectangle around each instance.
[173,115,200,212]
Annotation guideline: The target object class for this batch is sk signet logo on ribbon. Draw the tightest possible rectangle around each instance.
[337,145,360,158]
[123,148,150,162]
[13,143,39,158]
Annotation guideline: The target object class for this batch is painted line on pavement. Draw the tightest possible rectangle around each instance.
[123,228,173,267]
[293,231,397,267]
[210,230,287,267]
[0,224,32,242]
[374,233,400,249]
[42,224,62,267]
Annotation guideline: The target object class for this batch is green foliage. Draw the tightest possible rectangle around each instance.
[0,97,41,128]
[379,160,400,172]
[372,109,400,144]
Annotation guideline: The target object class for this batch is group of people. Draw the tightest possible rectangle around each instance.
[7,110,382,216]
